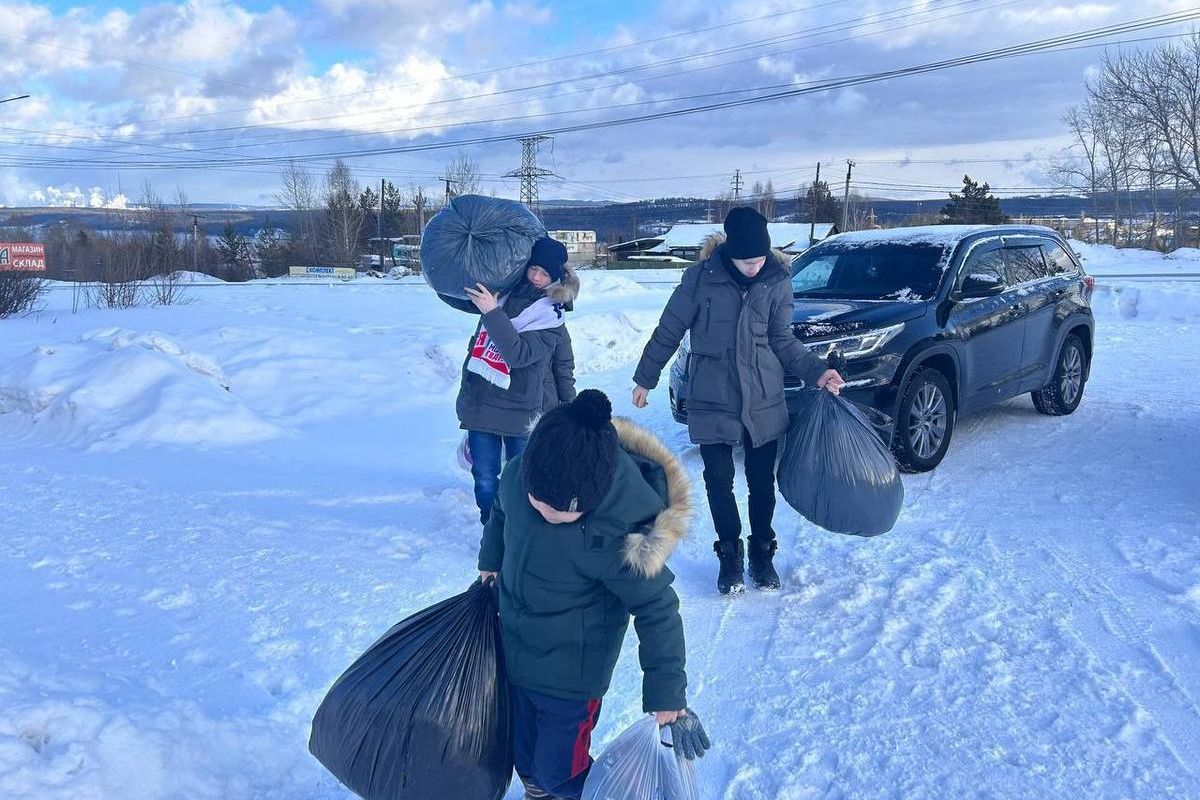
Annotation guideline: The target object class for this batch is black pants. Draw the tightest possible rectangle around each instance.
[700,428,779,545]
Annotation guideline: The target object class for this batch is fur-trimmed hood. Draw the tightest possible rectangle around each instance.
[544,264,580,306]
[698,232,789,267]
[611,417,692,578]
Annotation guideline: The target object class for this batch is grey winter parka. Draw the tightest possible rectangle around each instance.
[633,234,827,448]
[457,268,580,437]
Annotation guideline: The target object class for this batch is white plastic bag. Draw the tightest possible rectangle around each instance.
[582,717,700,800]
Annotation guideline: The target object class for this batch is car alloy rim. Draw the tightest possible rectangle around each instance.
[909,384,948,460]
[1061,347,1083,405]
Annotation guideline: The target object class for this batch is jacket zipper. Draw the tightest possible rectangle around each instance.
[704,298,712,334]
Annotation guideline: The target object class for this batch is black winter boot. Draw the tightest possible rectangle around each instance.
[747,537,780,590]
[714,540,745,595]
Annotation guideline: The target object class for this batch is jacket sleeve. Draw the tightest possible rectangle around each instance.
[633,269,699,390]
[552,328,577,404]
[481,308,556,369]
[477,477,505,572]
[585,550,688,713]
[769,281,826,387]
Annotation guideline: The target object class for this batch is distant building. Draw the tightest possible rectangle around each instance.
[639,222,839,260]
[547,230,597,264]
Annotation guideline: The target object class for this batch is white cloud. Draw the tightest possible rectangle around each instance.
[24,185,129,208]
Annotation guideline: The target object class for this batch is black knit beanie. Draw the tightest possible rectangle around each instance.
[522,389,619,514]
[528,237,569,283]
[723,206,771,259]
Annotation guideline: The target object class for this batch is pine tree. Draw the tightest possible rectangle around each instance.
[255,224,292,278]
[941,175,1009,224]
[217,222,250,278]
[801,179,841,223]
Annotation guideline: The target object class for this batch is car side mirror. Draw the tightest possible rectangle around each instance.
[959,273,1005,299]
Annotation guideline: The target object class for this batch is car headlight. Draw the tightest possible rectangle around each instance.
[804,322,904,360]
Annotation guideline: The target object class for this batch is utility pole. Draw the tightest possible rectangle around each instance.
[440,176,458,208]
[809,162,820,247]
[504,135,554,216]
[841,160,855,233]
[731,169,743,200]
[190,213,207,272]
[0,94,30,105]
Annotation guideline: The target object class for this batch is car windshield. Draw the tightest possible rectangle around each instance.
[790,242,950,300]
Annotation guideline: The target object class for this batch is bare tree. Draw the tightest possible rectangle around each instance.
[1052,104,1104,243]
[278,161,320,264]
[445,150,482,197]
[409,184,431,235]
[761,179,777,221]
[323,160,364,268]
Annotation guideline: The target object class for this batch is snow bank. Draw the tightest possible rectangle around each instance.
[0,328,280,450]
[568,311,660,375]
[578,273,649,297]
[1071,242,1199,273]
[1090,284,1200,323]
[168,271,223,283]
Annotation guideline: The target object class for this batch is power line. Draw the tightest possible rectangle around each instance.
[35,0,1012,148]
[18,8,1193,171]
[25,0,858,135]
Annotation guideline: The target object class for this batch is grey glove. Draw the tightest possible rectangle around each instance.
[668,708,711,760]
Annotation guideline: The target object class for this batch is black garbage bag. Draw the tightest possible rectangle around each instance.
[778,390,904,537]
[309,581,513,800]
[421,195,545,311]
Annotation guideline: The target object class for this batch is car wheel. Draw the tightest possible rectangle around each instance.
[1032,334,1087,416]
[892,367,956,473]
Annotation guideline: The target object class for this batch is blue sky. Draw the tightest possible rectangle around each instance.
[2,0,1196,207]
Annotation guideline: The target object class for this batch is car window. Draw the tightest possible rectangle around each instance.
[1042,242,1079,276]
[792,255,836,292]
[958,245,1006,290]
[789,242,949,300]
[1004,246,1048,285]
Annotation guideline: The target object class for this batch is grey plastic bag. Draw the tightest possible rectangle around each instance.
[778,389,904,537]
[420,195,545,310]
[309,580,512,800]
[582,717,700,800]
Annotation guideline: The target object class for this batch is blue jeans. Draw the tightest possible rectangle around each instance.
[467,431,527,524]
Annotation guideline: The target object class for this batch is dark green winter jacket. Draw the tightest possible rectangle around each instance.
[477,418,693,712]
[633,234,828,448]
[457,270,580,438]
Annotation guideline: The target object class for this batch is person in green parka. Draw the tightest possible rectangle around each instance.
[477,389,710,800]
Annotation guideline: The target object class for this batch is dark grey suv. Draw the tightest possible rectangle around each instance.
[669,225,1095,471]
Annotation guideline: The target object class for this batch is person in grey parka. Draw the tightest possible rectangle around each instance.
[631,207,844,595]
[459,237,580,525]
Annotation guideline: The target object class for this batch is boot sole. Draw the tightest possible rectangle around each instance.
[718,583,746,596]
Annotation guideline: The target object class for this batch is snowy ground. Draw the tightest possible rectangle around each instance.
[2,257,1199,800]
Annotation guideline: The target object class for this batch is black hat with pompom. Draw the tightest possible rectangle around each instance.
[522,389,619,514]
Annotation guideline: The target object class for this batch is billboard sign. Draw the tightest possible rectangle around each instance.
[289,266,356,280]
[0,243,46,272]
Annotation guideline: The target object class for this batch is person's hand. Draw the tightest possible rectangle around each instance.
[465,283,500,314]
[632,385,649,409]
[817,368,845,395]
[655,710,680,725]
[665,708,711,760]
[479,570,498,585]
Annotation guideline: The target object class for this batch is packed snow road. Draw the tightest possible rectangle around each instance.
[1,245,1198,799]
